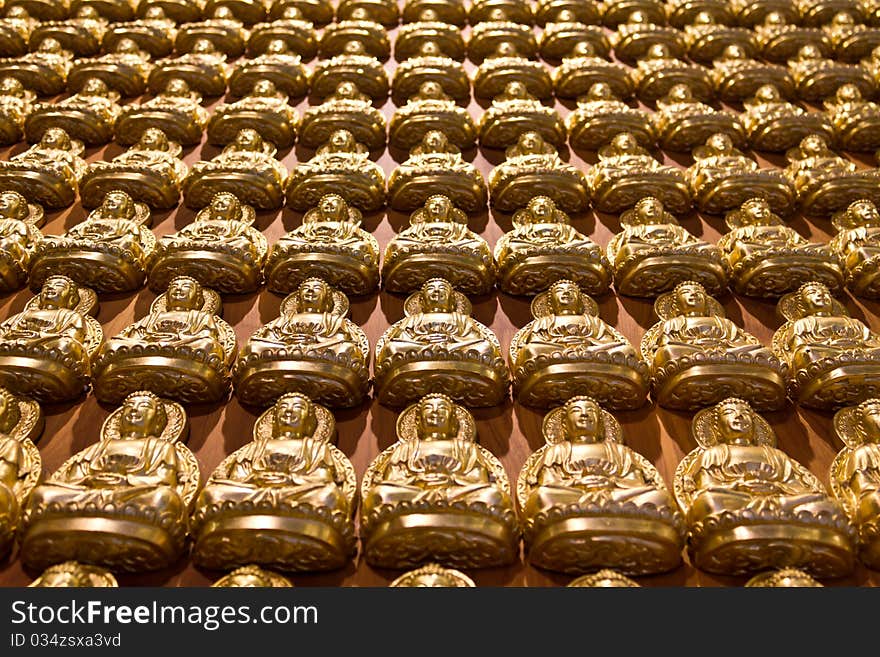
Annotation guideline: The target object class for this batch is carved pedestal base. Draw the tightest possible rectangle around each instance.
[657,115,746,152]
[731,255,845,297]
[149,251,263,294]
[387,175,487,213]
[0,167,76,209]
[793,360,880,410]
[264,252,379,297]
[591,174,691,214]
[29,249,147,294]
[497,254,611,297]
[233,357,370,408]
[93,355,230,404]
[653,359,788,411]
[382,253,495,296]
[747,117,834,152]
[490,172,589,214]
[798,176,880,217]
[614,255,729,297]
[513,360,649,410]
[25,112,114,147]
[694,174,795,215]
[286,174,385,212]
[183,171,285,211]
[79,168,182,210]
[0,355,88,402]
[375,360,509,408]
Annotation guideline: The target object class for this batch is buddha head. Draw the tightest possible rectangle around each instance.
[32,562,94,588]
[721,44,748,61]
[333,81,360,99]
[419,130,452,153]
[627,10,649,25]
[231,128,265,152]
[417,81,447,101]
[502,81,529,100]
[740,197,774,224]
[673,281,709,317]
[569,569,639,587]
[164,78,192,97]
[665,83,694,104]
[634,196,667,223]
[143,6,168,19]
[272,393,318,440]
[39,127,72,151]
[115,38,142,56]
[645,43,671,60]
[0,77,25,97]
[763,11,787,27]
[523,196,560,224]
[692,11,715,25]
[493,41,519,58]
[317,194,349,221]
[36,38,63,55]
[419,278,456,313]
[834,83,863,104]
[515,131,549,156]
[0,191,29,221]
[753,84,783,104]
[857,399,880,444]
[548,279,585,316]
[0,387,20,435]
[418,41,442,57]
[38,275,79,310]
[282,6,305,19]
[251,79,278,97]
[609,131,642,155]
[714,398,757,446]
[165,276,205,312]
[416,394,458,442]
[748,568,823,587]
[266,39,290,56]
[207,192,243,222]
[844,199,880,226]
[569,41,595,58]
[392,564,471,587]
[423,194,454,222]
[562,396,603,444]
[119,390,168,440]
[296,278,334,313]
[212,6,235,19]
[326,129,357,153]
[798,281,835,316]
[342,40,366,56]
[704,132,735,155]
[192,38,218,55]
[586,82,614,102]
[796,44,823,61]
[137,127,171,152]
[100,190,136,220]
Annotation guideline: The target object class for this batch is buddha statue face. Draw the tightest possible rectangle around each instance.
[549,281,585,316]
[208,192,242,222]
[569,41,594,58]
[416,395,458,441]
[517,131,547,155]
[0,77,24,97]
[251,79,277,97]
[586,82,613,101]
[37,38,63,55]
[282,6,304,19]
[119,392,167,439]
[419,41,442,57]
[706,133,734,154]
[327,130,356,152]
[222,572,271,587]
[421,130,450,153]
[138,128,170,151]
[232,128,264,152]
[611,132,641,155]
[693,11,714,25]
[846,200,880,225]
[0,388,20,435]
[741,198,773,223]
[635,197,666,223]
[799,282,834,315]
[627,10,649,25]
[101,191,135,220]
[797,44,823,61]
[404,570,459,586]
[418,81,445,100]
[722,44,747,61]
[165,276,203,311]
[115,38,141,55]
[674,282,708,316]
[342,40,366,56]
[165,78,191,97]
[317,194,347,221]
[525,196,558,223]
[563,397,603,444]
[213,6,235,20]
[836,83,863,104]
[266,40,289,56]
[424,194,453,221]
[192,39,218,55]
[754,84,782,103]
[144,6,168,19]
[503,81,528,100]
[763,11,787,27]
[38,276,78,310]
[666,83,694,103]
[297,278,333,313]
[716,400,757,445]
[0,191,28,221]
[494,41,519,58]
[272,393,317,440]
[334,81,359,99]
[39,127,72,151]
[646,43,671,60]
[420,278,455,313]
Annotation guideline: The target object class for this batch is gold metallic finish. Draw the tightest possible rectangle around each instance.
[719,198,845,297]
[633,43,714,102]
[391,42,469,105]
[148,38,228,97]
[612,10,687,64]
[538,20,611,62]
[25,77,120,146]
[653,83,746,152]
[469,0,534,25]
[389,563,476,586]
[268,0,334,25]
[92,276,237,404]
[76,0,137,22]
[0,127,86,209]
[286,129,386,211]
[684,12,758,64]
[193,393,357,570]
[360,393,520,568]
[536,0,602,26]
[66,38,152,98]
[212,564,293,587]
[674,398,855,576]
[478,81,565,150]
[234,280,370,408]
[0,77,34,145]
[310,40,389,101]
[208,80,299,149]
[299,81,386,150]
[518,396,684,574]
[510,281,649,409]
[29,561,118,587]
[204,0,269,24]
[800,0,865,26]
[825,82,880,151]
[21,390,199,572]
[0,275,101,402]
[742,83,835,152]
[472,43,553,101]
[115,78,210,147]
[175,9,248,58]
[773,281,880,409]
[754,11,833,62]
[826,11,880,62]
[336,0,399,25]
[389,81,476,150]
[247,12,318,61]
[29,7,106,57]
[607,197,729,297]
[567,569,641,587]
[603,0,666,26]
[789,43,876,100]
[30,190,155,294]
[402,0,467,26]
[495,195,611,297]
[0,191,42,293]
[0,9,34,58]
[102,7,177,58]
[265,193,380,297]
[712,43,795,102]
[489,131,589,213]
[183,128,288,210]
[320,19,389,60]
[668,0,735,28]
[642,281,788,410]
[731,0,800,26]
[744,568,824,586]
[552,42,634,100]
[589,132,691,215]
[0,387,43,558]
[139,0,204,23]
[228,39,310,99]
[0,37,72,96]
[149,191,268,294]
[395,21,465,62]
[468,21,537,64]
[567,83,653,152]
[374,278,510,407]
[830,199,880,298]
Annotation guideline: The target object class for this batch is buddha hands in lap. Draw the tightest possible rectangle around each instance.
[374,277,509,407]
[641,281,788,410]
[0,127,86,209]
[193,392,357,571]
[115,78,209,147]
[234,278,370,407]
[21,390,199,571]
[830,199,880,298]
[674,397,855,576]
[518,395,684,574]
[360,393,519,568]
[0,190,43,292]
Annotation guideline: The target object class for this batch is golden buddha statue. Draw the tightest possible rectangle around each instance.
[754,10,832,62]
[489,131,589,214]
[0,37,72,96]
[719,197,844,297]
[30,190,155,294]
[536,0,602,26]
[784,133,878,217]
[467,20,537,65]
[265,194,379,297]
[0,7,33,58]
[477,81,565,150]
[5,0,69,20]
[360,393,519,568]
[773,281,880,409]
[0,275,102,402]
[588,132,691,214]
[830,199,880,298]
[79,127,189,210]
[29,561,118,587]
[742,83,834,152]
[0,127,86,209]
[472,42,553,101]
[730,0,799,27]
[382,194,494,295]
[115,78,209,147]
[402,0,466,26]
[148,38,228,97]
[207,79,300,149]
[686,133,796,215]
[193,393,357,571]
[21,390,200,572]
[175,7,247,58]
[612,10,686,64]
[310,40,388,101]
[234,280,370,407]
[102,6,177,58]
[824,83,880,151]
[300,81,385,150]
[212,564,293,587]
[287,129,385,212]
[66,37,152,98]
[375,278,509,407]
[799,0,860,25]
[827,11,880,62]
[566,83,653,152]
[320,18,389,61]
[139,0,203,23]
[391,41,469,106]
[92,276,237,404]
[149,191,268,294]
[830,398,880,568]
[389,81,475,150]
[0,76,34,145]
[30,6,106,57]
[567,569,641,587]
[674,397,855,576]
[510,281,648,409]
[228,38,309,99]
[606,197,728,297]
[712,43,795,102]
[653,83,746,153]
[641,281,788,410]
[394,20,466,62]
[745,568,824,586]
[388,131,487,212]
[632,43,713,102]
[24,77,120,146]
[552,41,634,100]
[248,7,317,62]
[0,386,43,558]
[495,195,610,297]
[77,0,137,21]
[0,190,43,293]
[518,396,684,574]
[861,44,880,88]
[684,11,758,64]
[389,563,476,587]
[183,128,288,210]
[538,16,610,63]
[666,0,734,26]
[337,0,398,24]
[469,0,533,24]
[790,43,876,101]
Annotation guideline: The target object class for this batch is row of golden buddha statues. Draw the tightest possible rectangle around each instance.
[1,385,877,583]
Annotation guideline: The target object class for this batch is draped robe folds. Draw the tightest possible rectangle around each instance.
[380,312,495,358]
[842,443,880,522]
[839,226,880,270]
[0,436,22,520]
[516,315,634,363]
[0,219,29,263]
[0,308,88,363]
[786,315,880,370]
[65,219,145,258]
[244,312,359,358]
[653,315,767,367]
[166,219,258,256]
[498,223,596,257]
[111,309,225,359]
